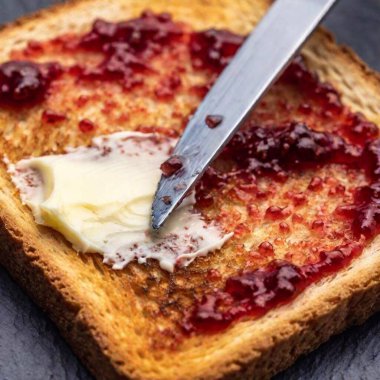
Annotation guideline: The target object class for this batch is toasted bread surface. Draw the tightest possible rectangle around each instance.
[0,1,380,380]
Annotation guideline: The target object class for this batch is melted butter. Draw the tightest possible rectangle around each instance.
[9,132,232,272]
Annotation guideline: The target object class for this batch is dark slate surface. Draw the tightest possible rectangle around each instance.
[0,1,379,379]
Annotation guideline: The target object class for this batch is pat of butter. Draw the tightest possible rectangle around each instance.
[9,132,232,272]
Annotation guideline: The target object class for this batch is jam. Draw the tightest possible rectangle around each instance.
[184,243,361,333]
[186,64,380,333]
[0,60,61,105]
[223,122,361,177]
[195,121,362,210]
[155,74,181,99]
[308,176,323,191]
[190,29,244,71]
[161,156,183,177]
[78,12,184,87]
[205,114,223,128]
[42,109,67,124]
[279,222,290,233]
[79,119,96,133]
[265,206,290,220]
[258,241,274,254]
[281,57,344,116]
[185,117,380,334]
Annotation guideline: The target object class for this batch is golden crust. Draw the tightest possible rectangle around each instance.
[0,1,380,379]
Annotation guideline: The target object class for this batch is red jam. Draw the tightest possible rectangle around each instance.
[161,156,183,177]
[205,114,223,128]
[183,244,361,333]
[195,120,363,213]
[190,29,244,71]
[265,206,289,220]
[281,57,344,116]
[41,109,67,124]
[308,176,323,191]
[0,60,61,105]
[155,74,181,99]
[78,11,184,87]
[258,241,274,254]
[279,222,290,233]
[185,53,380,334]
[78,119,96,133]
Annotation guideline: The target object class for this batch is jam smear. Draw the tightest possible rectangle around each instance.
[42,109,67,124]
[198,121,380,240]
[155,74,181,99]
[78,11,184,87]
[282,57,343,116]
[223,122,361,178]
[336,139,380,238]
[0,60,61,106]
[205,114,223,129]
[308,176,323,191]
[343,112,379,145]
[161,156,183,177]
[188,107,380,334]
[190,29,244,71]
[184,243,361,333]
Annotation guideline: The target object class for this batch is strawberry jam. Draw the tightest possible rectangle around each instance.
[0,60,61,105]
[185,120,380,333]
[205,114,223,128]
[190,29,244,71]
[184,244,361,333]
[161,156,183,177]
[183,38,380,334]
[41,109,67,124]
[78,11,184,87]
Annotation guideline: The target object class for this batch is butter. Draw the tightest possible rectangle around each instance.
[9,132,232,272]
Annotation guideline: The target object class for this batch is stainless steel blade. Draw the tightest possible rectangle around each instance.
[151,0,338,230]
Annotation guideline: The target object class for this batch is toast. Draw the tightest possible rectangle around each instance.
[0,1,380,379]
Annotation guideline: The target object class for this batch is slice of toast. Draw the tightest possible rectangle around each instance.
[0,1,380,379]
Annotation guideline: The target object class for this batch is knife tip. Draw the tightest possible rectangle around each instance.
[151,168,195,230]
[151,214,164,230]
[151,194,172,230]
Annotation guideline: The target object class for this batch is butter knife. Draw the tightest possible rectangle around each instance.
[151,0,338,229]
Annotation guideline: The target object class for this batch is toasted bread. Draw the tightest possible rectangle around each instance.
[0,1,380,379]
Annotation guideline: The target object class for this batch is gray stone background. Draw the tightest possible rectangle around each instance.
[0,1,379,379]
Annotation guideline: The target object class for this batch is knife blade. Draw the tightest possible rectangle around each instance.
[151,0,338,230]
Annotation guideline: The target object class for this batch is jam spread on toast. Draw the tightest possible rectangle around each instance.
[77,11,184,89]
[184,243,361,333]
[190,29,244,71]
[41,109,67,124]
[0,60,61,105]
[185,59,380,333]
[3,12,380,338]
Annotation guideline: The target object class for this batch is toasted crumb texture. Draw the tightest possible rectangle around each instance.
[0,1,380,380]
